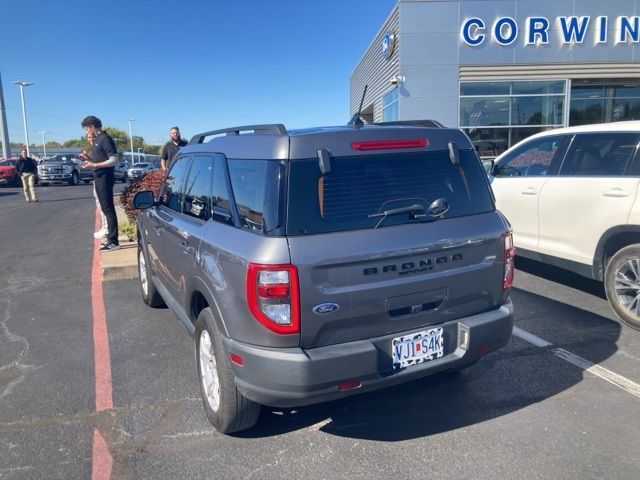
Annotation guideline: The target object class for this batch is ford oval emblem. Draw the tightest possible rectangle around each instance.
[313,303,340,314]
[427,198,450,217]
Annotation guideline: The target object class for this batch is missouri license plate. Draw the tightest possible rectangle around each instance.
[392,327,444,369]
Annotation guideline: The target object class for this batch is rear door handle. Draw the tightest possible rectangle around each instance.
[180,242,195,254]
[603,188,629,198]
[521,187,538,195]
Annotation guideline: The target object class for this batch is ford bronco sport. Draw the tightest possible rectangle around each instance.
[133,122,515,433]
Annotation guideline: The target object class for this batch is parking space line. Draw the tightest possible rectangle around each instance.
[90,210,113,480]
[512,326,640,399]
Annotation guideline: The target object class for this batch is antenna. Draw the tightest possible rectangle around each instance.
[348,85,368,128]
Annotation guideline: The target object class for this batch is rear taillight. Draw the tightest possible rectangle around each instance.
[247,263,300,334]
[351,138,428,151]
[503,231,516,290]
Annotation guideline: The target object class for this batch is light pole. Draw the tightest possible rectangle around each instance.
[127,118,135,164]
[137,147,142,162]
[38,130,48,158]
[13,81,34,156]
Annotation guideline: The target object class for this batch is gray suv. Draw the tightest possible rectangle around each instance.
[133,123,514,433]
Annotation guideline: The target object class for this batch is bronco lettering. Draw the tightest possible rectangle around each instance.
[363,254,463,276]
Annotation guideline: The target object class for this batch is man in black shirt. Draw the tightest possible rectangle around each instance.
[80,115,119,251]
[15,149,39,202]
[160,126,187,171]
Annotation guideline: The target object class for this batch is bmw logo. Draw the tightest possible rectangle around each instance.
[313,303,340,314]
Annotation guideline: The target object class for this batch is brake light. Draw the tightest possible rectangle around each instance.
[351,138,428,151]
[503,231,516,290]
[247,263,300,334]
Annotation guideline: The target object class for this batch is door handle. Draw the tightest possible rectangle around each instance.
[603,188,629,198]
[153,225,163,235]
[521,187,538,195]
[180,242,195,255]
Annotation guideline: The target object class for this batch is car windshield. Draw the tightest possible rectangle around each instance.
[0,160,15,166]
[44,156,76,162]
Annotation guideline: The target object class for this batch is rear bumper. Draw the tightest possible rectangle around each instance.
[223,300,513,408]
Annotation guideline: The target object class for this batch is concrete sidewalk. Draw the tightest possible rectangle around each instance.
[101,197,138,282]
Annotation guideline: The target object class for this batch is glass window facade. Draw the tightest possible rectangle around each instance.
[383,87,399,121]
[460,80,565,158]
[569,80,640,126]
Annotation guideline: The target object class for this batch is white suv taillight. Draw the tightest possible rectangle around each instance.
[247,263,300,334]
[503,231,516,290]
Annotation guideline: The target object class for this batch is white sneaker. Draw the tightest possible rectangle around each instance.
[93,229,108,239]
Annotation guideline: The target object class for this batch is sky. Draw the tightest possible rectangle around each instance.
[1,0,397,148]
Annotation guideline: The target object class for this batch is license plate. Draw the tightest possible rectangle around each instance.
[392,327,444,369]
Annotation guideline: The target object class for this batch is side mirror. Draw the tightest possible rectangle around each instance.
[133,190,156,209]
[482,159,495,175]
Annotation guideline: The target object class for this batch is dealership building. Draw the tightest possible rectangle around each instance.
[350,0,640,157]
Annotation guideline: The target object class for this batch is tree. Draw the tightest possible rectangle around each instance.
[63,138,86,148]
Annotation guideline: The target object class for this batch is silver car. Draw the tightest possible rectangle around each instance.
[133,123,514,433]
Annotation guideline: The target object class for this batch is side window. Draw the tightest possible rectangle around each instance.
[495,135,566,177]
[211,156,233,225]
[559,133,640,176]
[160,155,191,213]
[183,155,214,221]
[227,159,268,232]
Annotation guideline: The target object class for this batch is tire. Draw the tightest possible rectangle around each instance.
[40,182,49,186]
[68,172,79,186]
[137,242,165,308]
[604,244,640,331]
[195,308,260,434]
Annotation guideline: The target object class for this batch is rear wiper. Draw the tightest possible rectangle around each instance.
[368,204,426,228]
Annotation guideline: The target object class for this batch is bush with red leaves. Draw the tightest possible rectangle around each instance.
[120,170,165,223]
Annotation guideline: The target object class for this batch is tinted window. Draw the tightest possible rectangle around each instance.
[160,155,191,212]
[495,135,566,177]
[183,155,214,221]
[227,159,286,235]
[559,133,640,176]
[211,156,233,225]
[287,150,494,235]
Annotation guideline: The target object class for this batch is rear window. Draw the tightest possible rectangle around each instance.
[286,150,494,235]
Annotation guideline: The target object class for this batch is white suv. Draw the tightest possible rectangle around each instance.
[488,121,640,330]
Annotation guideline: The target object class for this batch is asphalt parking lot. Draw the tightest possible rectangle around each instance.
[1,184,639,479]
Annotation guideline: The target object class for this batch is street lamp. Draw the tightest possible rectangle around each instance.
[127,118,135,164]
[137,147,142,162]
[38,130,48,159]
[13,81,34,157]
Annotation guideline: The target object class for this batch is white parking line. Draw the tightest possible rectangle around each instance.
[512,326,640,399]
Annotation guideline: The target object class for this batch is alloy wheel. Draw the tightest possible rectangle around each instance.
[199,330,221,412]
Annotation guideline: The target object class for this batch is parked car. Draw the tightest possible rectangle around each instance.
[487,120,640,330]
[0,160,19,186]
[127,162,155,180]
[38,154,81,186]
[132,122,515,433]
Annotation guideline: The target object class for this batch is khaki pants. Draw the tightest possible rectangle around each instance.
[21,173,37,201]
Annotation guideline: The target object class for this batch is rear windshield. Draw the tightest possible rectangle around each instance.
[286,150,494,235]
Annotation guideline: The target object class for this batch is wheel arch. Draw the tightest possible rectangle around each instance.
[188,277,228,337]
[594,226,640,280]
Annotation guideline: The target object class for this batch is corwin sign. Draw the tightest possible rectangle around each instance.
[461,16,640,46]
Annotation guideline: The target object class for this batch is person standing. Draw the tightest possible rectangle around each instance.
[15,149,39,203]
[79,130,108,238]
[80,115,119,251]
[160,126,187,171]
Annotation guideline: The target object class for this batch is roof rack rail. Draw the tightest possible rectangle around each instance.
[375,119,445,128]
[189,124,287,144]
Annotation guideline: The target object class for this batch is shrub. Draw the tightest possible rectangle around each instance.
[120,170,165,223]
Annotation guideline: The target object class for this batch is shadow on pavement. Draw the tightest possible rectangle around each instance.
[515,256,606,299]
[0,191,18,197]
[237,289,620,441]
